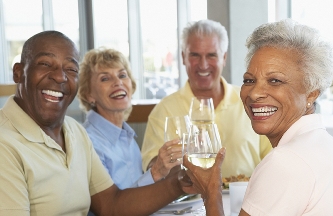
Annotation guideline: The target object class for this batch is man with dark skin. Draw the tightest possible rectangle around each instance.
[0,31,202,216]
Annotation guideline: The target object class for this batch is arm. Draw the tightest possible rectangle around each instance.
[182,147,226,216]
[90,171,184,216]
[141,113,166,170]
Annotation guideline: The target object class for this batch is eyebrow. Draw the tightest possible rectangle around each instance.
[34,52,79,68]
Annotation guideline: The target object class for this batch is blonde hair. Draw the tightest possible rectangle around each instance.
[78,48,136,120]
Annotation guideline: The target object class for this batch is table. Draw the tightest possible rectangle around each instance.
[152,193,230,216]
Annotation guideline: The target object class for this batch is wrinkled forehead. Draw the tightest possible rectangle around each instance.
[29,35,79,61]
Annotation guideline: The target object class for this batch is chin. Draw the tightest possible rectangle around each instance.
[250,123,271,136]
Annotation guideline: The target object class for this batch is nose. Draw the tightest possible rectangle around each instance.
[247,82,268,102]
[49,67,67,83]
[112,76,123,87]
[198,57,209,70]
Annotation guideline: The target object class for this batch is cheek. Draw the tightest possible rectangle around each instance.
[240,87,248,103]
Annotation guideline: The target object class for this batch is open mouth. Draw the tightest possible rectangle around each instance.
[198,71,210,77]
[251,106,278,117]
[110,90,127,99]
[42,90,63,102]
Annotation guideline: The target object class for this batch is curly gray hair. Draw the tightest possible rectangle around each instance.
[245,19,333,95]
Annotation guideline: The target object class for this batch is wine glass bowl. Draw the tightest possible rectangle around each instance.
[189,97,215,124]
[187,123,222,169]
[164,115,191,142]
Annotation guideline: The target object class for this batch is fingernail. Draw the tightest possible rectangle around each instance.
[220,147,226,155]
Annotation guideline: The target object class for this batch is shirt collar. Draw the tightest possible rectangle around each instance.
[2,96,45,143]
[278,114,325,146]
[86,110,136,145]
[179,76,239,109]
[2,96,74,151]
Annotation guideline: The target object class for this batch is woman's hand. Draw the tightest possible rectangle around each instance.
[151,139,183,181]
[182,147,226,198]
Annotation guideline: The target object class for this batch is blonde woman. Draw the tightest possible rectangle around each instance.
[78,48,182,190]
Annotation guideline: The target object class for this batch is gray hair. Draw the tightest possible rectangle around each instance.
[245,19,333,95]
[181,19,229,54]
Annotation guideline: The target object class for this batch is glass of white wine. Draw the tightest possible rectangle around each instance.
[187,123,222,215]
[189,97,215,125]
[187,123,222,169]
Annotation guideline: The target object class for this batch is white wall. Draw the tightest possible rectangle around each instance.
[208,0,269,86]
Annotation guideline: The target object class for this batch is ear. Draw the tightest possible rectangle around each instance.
[13,63,24,83]
[222,52,227,67]
[307,89,320,104]
[181,51,185,66]
[87,94,95,104]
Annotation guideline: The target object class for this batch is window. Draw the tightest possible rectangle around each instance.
[291,0,333,44]
[92,0,128,55]
[0,0,206,98]
[1,0,43,83]
[291,0,333,116]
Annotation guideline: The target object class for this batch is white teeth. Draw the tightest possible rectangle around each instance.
[42,90,63,97]
[111,90,126,98]
[45,98,59,103]
[253,112,276,116]
[252,106,278,116]
[198,72,210,76]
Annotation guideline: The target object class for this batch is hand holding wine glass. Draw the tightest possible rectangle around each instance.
[185,123,222,215]
[150,115,191,181]
[164,115,191,163]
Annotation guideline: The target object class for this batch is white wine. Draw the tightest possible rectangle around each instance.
[188,153,217,169]
[191,120,213,125]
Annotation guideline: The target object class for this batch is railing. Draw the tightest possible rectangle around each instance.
[0,84,16,97]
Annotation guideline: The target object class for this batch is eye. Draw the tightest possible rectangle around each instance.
[119,73,127,79]
[208,53,218,58]
[189,53,199,57]
[66,68,78,73]
[243,79,254,84]
[269,78,282,84]
[38,62,51,67]
[101,77,109,82]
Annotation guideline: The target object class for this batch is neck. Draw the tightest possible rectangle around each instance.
[99,110,124,128]
[42,125,66,152]
[192,82,224,109]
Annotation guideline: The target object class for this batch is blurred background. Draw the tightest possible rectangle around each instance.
[0,0,332,124]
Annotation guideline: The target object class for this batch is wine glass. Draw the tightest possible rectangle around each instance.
[164,115,191,162]
[186,123,222,215]
[187,123,222,168]
[189,97,215,125]
[164,115,191,142]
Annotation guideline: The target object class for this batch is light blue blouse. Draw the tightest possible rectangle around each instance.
[83,110,154,190]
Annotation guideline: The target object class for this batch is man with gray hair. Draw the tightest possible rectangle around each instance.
[141,19,272,178]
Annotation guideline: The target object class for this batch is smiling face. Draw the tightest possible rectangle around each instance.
[13,35,79,128]
[182,34,226,96]
[240,46,317,146]
[88,65,132,122]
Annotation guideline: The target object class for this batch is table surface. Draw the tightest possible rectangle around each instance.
[152,193,230,216]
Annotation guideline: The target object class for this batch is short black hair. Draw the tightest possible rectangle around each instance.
[21,31,76,64]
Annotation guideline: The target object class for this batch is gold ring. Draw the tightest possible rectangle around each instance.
[170,154,174,163]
